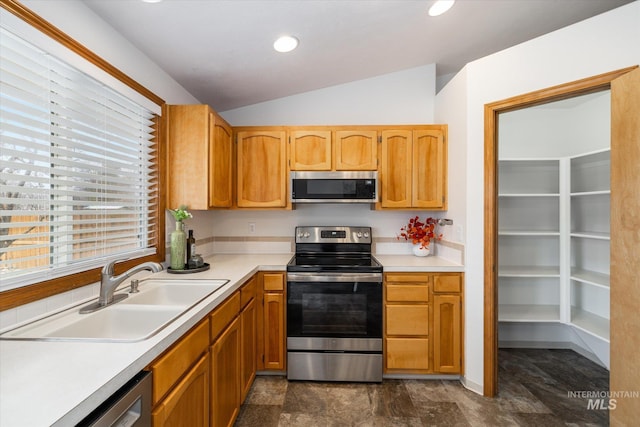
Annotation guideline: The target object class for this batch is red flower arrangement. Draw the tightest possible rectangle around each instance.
[398,216,442,249]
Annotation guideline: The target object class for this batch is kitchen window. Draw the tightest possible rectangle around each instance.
[0,19,162,293]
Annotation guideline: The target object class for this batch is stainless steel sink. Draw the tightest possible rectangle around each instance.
[0,279,229,342]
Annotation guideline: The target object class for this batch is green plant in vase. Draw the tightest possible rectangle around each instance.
[169,205,192,270]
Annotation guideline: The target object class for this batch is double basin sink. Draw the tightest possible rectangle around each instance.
[0,279,229,342]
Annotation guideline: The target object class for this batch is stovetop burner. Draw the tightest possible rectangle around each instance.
[287,254,382,273]
[287,226,382,273]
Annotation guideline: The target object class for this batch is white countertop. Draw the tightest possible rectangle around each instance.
[0,253,462,426]
[374,254,464,272]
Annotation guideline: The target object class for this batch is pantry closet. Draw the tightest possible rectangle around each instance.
[496,90,611,367]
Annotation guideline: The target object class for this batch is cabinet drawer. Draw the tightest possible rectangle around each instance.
[385,305,429,336]
[240,276,257,308]
[263,272,285,291]
[210,292,240,341]
[385,337,429,370]
[385,273,430,283]
[149,319,209,405]
[386,284,429,302]
[434,274,461,293]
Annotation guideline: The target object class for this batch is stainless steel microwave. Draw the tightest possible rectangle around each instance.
[290,171,378,204]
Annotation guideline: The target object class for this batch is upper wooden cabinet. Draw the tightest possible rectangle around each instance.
[380,127,447,210]
[289,129,377,171]
[166,105,233,209]
[236,130,288,208]
[334,130,378,170]
[289,130,332,170]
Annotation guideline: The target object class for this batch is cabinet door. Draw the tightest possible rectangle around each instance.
[289,130,332,170]
[152,352,210,427]
[334,130,377,170]
[211,317,241,427]
[433,294,461,373]
[236,131,287,208]
[240,298,256,401]
[209,112,233,207]
[380,130,412,207]
[263,292,285,370]
[166,105,211,210]
[413,129,446,209]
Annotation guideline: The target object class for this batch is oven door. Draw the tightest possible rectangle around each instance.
[286,272,382,351]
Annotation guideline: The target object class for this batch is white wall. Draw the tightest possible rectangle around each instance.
[436,0,640,393]
[220,64,436,125]
[21,0,199,105]
[499,91,611,159]
[434,68,468,244]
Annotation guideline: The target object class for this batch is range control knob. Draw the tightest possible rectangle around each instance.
[364,231,370,238]
[303,232,310,238]
[356,232,363,238]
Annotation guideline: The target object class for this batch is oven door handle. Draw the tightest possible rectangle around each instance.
[287,272,382,283]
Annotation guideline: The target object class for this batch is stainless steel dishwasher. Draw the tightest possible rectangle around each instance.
[77,371,151,427]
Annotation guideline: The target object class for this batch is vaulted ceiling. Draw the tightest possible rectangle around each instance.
[83,0,634,111]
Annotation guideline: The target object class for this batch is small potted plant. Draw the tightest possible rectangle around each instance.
[169,205,192,270]
[398,216,442,256]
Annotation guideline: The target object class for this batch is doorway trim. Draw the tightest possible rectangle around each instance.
[483,66,638,397]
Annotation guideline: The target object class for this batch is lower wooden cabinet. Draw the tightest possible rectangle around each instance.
[384,273,431,373]
[211,316,241,427]
[151,353,210,427]
[148,320,210,427]
[257,272,286,371]
[145,270,289,427]
[384,272,463,374]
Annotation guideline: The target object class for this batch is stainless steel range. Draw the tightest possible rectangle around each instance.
[286,226,383,382]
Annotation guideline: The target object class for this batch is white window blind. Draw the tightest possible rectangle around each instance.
[0,27,159,291]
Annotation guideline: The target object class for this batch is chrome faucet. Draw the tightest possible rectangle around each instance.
[80,259,163,314]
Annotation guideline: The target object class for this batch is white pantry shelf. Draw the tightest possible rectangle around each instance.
[570,308,610,342]
[498,266,560,277]
[570,190,610,197]
[498,193,561,198]
[499,304,560,322]
[570,231,610,240]
[570,268,610,289]
[498,230,560,236]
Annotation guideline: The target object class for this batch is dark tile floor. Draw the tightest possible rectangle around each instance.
[235,349,609,426]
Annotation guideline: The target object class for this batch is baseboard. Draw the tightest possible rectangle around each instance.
[256,370,286,376]
[383,374,460,380]
[460,376,483,395]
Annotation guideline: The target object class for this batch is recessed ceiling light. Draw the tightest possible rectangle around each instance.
[273,36,299,53]
[141,0,163,3]
[428,0,455,17]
